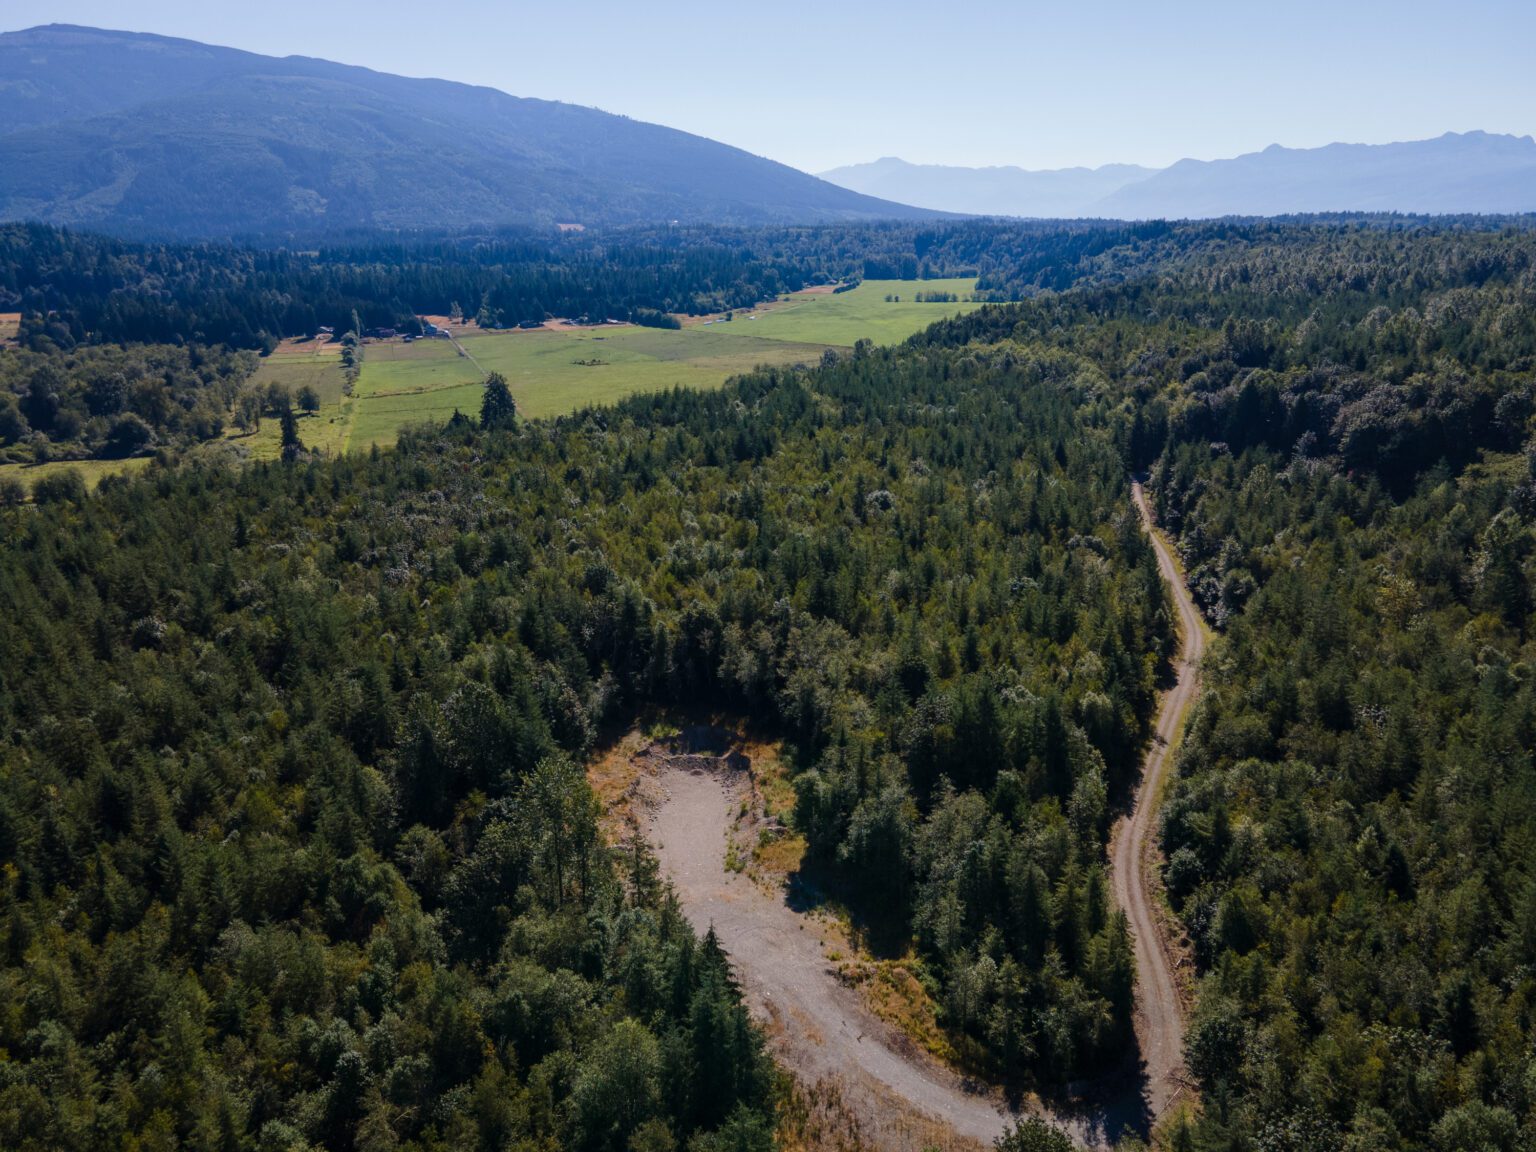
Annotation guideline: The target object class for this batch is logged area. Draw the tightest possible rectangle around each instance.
[639,483,1207,1150]
[647,750,1010,1151]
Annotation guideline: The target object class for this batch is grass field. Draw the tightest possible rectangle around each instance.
[705,278,984,347]
[227,339,354,461]
[346,327,829,450]
[0,313,19,343]
[0,280,991,486]
[344,279,984,450]
[0,455,153,494]
[345,339,485,451]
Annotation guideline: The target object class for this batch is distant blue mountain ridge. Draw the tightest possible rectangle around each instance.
[821,133,1536,218]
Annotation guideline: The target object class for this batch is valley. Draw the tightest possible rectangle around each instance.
[2,15,1535,1152]
[0,275,981,485]
[315,278,983,453]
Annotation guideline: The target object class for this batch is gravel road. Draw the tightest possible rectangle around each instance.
[1112,481,1202,1119]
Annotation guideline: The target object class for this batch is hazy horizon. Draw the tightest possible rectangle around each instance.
[3,0,1534,175]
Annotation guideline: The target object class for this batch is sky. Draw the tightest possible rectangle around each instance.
[3,0,1533,173]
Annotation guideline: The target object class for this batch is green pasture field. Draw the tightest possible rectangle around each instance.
[0,455,153,495]
[344,279,986,449]
[709,278,984,347]
[346,327,830,450]
[345,338,485,451]
[0,279,994,481]
[226,340,354,461]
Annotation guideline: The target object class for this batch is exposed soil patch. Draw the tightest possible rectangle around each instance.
[632,727,1019,1150]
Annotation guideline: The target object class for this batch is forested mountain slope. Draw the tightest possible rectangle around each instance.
[0,25,934,236]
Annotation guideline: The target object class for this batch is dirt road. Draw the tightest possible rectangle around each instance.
[645,481,1203,1147]
[1112,481,1203,1118]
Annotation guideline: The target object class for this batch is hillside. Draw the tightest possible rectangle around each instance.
[822,133,1536,218]
[0,25,935,237]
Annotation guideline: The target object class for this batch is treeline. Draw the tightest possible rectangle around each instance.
[16,216,1532,354]
[0,342,254,467]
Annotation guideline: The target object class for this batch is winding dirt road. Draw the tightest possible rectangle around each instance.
[644,481,1203,1148]
[1112,481,1204,1119]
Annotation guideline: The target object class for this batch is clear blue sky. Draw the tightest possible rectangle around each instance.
[4,0,1533,173]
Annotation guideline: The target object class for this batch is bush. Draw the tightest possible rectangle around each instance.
[31,468,86,505]
[105,412,154,457]
[995,1118,1075,1152]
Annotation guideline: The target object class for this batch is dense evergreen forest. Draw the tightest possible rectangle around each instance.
[0,334,1169,1148]
[3,214,1536,1151]
[916,221,1536,1150]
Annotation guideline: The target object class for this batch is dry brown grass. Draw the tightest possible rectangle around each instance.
[0,312,19,343]
[776,1072,991,1152]
[833,952,956,1065]
[743,740,810,882]
[265,335,337,358]
[586,728,649,838]
[776,1076,875,1152]
[753,832,807,878]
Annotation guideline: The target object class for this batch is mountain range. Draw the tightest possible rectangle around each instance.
[3,25,1532,237]
[0,24,935,238]
[822,133,1536,218]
